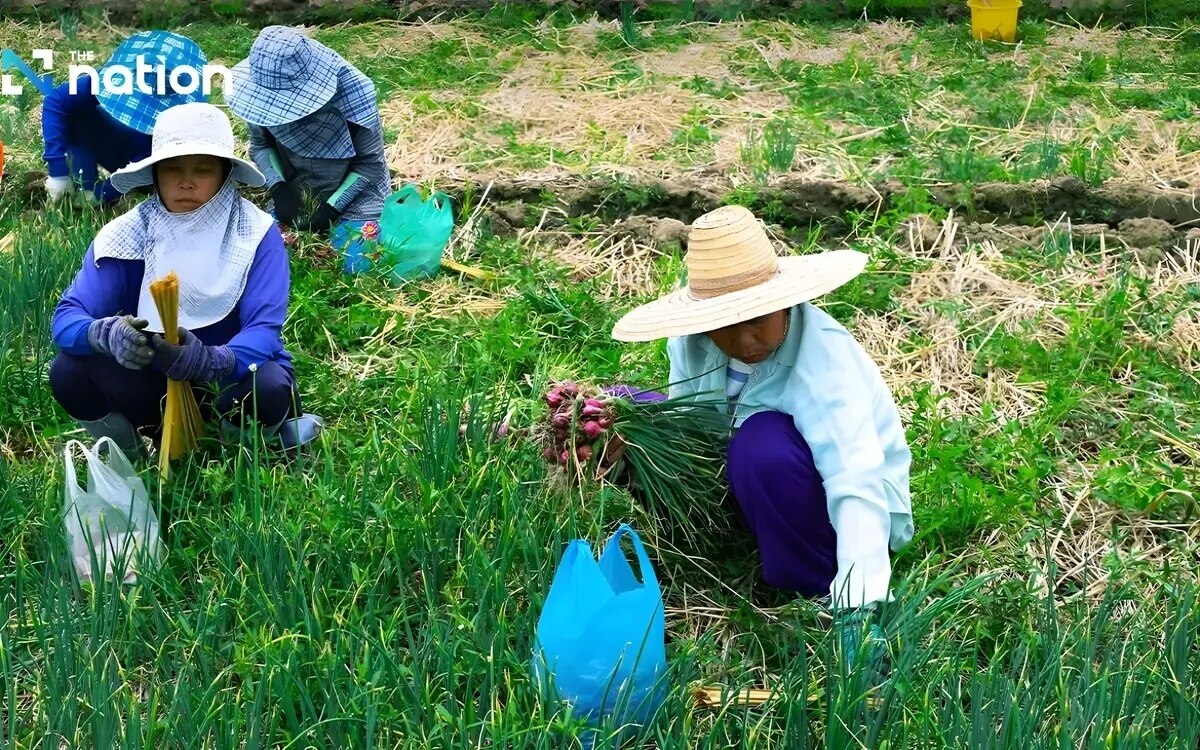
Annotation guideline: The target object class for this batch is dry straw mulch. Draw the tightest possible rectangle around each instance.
[366,17,1195,187]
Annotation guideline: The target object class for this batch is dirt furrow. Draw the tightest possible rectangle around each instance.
[445,172,1200,233]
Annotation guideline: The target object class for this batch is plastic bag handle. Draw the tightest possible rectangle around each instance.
[79,436,123,476]
[63,439,88,498]
[392,184,424,206]
[428,191,453,214]
[63,437,133,502]
[94,435,134,478]
[601,523,659,591]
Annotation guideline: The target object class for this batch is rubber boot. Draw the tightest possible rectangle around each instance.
[77,413,140,456]
[275,414,324,451]
[220,413,324,452]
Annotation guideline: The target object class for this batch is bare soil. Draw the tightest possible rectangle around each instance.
[455,171,1200,240]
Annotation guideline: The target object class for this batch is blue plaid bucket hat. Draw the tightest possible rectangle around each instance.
[95,31,209,135]
[227,26,343,127]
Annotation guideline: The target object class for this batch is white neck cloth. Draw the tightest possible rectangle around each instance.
[93,175,275,334]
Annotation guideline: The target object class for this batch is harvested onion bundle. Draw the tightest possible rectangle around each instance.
[149,272,204,478]
[536,380,735,537]
[539,381,614,470]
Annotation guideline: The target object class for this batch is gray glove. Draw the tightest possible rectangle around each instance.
[88,315,153,370]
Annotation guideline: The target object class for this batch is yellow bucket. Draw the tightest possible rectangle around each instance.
[968,0,1022,43]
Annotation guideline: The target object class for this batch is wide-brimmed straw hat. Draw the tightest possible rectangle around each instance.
[226,26,343,127]
[95,31,209,135]
[611,205,867,342]
[109,102,266,193]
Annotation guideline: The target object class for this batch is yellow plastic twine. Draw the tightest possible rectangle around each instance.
[149,272,204,479]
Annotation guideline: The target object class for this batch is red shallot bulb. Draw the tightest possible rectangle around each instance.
[583,421,604,441]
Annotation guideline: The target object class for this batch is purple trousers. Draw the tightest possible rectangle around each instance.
[604,386,837,597]
[50,353,300,434]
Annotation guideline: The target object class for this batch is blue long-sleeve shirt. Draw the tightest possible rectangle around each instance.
[41,76,152,202]
[52,225,294,384]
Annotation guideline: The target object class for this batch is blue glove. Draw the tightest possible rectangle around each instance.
[149,327,236,384]
[835,607,889,692]
[88,315,153,369]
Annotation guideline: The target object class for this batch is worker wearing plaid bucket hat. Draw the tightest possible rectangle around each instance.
[40,31,208,205]
[227,26,392,274]
[607,205,915,691]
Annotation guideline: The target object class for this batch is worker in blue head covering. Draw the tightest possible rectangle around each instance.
[40,30,208,205]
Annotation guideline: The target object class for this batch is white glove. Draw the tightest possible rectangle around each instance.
[45,176,72,201]
[830,497,893,610]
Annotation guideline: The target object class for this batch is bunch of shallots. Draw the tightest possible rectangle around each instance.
[536,378,735,540]
[540,381,616,472]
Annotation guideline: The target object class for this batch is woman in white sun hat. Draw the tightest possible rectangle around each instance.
[226,25,391,274]
[607,204,914,689]
[49,102,323,455]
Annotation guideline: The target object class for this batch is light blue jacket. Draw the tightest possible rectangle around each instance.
[666,302,914,607]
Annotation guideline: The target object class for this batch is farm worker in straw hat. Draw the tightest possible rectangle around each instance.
[40,30,208,205]
[226,25,391,273]
[607,205,914,689]
[48,102,323,455]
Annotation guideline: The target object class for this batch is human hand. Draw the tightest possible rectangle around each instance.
[150,328,236,384]
[301,202,340,234]
[599,432,627,468]
[45,175,72,202]
[88,315,153,369]
[835,607,889,693]
[149,326,197,374]
[270,182,302,226]
[592,431,631,482]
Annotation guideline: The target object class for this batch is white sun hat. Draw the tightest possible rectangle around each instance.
[109,102,266,193]
[611,205,868,342]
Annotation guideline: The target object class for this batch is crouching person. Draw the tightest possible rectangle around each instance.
[226,26,391,273]
[608,205,915,694]
[48,102,323,455]
[40,30,208,205]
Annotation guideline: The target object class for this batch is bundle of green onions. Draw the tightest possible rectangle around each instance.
[537,380,735,537]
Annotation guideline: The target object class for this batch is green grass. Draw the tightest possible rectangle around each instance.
[2,13,1200,748]
[3,185,1198,747]
[5,0,1195,27]
[307,32,506,99]
[10,14,1185,187]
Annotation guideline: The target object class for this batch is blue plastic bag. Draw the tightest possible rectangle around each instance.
[378,184,454,283]
[532,524,667,736]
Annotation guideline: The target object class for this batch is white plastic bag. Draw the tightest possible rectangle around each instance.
[63,438,164,584]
